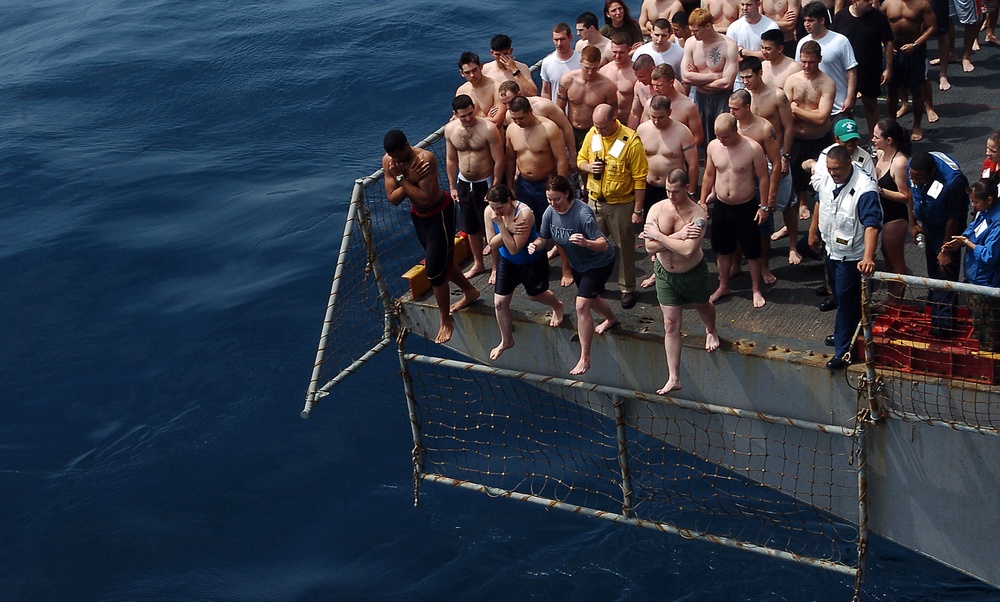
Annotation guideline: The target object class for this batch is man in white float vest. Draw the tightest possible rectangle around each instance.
[807,144,882,370]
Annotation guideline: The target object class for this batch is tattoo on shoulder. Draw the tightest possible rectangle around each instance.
[768,129,777,140]
[682,143,695,151]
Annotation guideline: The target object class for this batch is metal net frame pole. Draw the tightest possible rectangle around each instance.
[872,271,1000,298]
[397,332,426,507]
[611,395,635,518]
[420,474,860,578]
[302,177,396,418]
[852,420,870,601]
[860,277,884,418]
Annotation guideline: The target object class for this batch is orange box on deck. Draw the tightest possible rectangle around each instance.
[402,232,470,299]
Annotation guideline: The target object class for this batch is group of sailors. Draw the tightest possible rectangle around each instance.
[382,0,1000,389]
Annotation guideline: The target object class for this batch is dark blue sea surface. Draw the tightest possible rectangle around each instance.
[1,2,997,600]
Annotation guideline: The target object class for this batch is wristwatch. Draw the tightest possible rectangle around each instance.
[512,69,522,77]
[395,174,405,183]
[760,206,771,213]
[634,209,644,215]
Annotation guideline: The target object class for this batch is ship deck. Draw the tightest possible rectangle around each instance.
[437,44,1000,359]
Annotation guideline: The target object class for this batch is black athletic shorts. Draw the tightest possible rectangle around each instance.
[710,197,763,259]
[572,257,616,299]
[457,176,490,236]
[791,133,833,194]
[411,193,455,287]
[494,254,550,297]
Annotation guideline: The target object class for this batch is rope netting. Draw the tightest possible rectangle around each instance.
[401,353,864,576]
[862,273,1000,435]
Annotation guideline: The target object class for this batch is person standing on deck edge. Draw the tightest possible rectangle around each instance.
[383,130,480,344]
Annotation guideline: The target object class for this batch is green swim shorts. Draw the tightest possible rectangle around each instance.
[654,257,711,306]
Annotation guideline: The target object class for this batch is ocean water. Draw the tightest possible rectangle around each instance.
[1,2,998,600]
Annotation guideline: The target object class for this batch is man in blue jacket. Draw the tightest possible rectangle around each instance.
[908,151,969,335]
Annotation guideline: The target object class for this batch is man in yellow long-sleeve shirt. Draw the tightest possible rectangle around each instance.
[578,103,649,309]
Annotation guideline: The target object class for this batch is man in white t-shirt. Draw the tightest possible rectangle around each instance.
[541,23,582,102]
[727,0,779,88]
[795,0,857,122]
[632,19,684,77]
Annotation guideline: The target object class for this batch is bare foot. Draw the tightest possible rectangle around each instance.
[435,318,455,344]
[799,206,811,221]
[709,286,730,303]
[939,76,951,91]
[560,272,574,287]
[489,341,513,360]
[482,246,491,256]
[895,102,910,118]
[763,270,777,285]
[547,247,559,260]
[729,265,743,278]
[463,264,486,279]
[656,379,682,395]
[963,57,975,72]
[705,330,720,352]
[788,249,802,265]
[752,292,766,308]
[549,302,565,327]
[450,289,480,313]
[770,226,788,241]
[488,269,497,285]
[570,358,590,375]
[973,39,980,52]
[595,319,620,335]
[911,126,923,141]
[640,274,657,288]
[926,106,940,123]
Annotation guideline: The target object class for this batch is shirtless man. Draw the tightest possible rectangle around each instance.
[644,168,719,394]
[671,11,694,47]
[644,64,706,148]
[882,0,936,141]
[600,33,639,123]
[498,81,578,169]
[505,96,574,286]
[637,95,699,287]
[759,29,802,88]
[640,0,682,34]
[682,9,740,148]
[762,0,800,52]
[740,56,798,254]
[482,34,538,97]
[627,54,656,129]
[456,52,506,129]
[796,1,857,124]
[445,95,506,280]
[729,89,784,283]
[576,12,614,65]
[558,46,619,150]
[382,130,479,344]
[784,41,835,222]
[700,113,771,307]
[706,0,743,32]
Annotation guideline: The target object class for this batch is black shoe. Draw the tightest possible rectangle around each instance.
[826,356,848,370]
[621,291,636,310]
[814,284,831,296]
[819,297,837,312]
[825,334,836,347]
